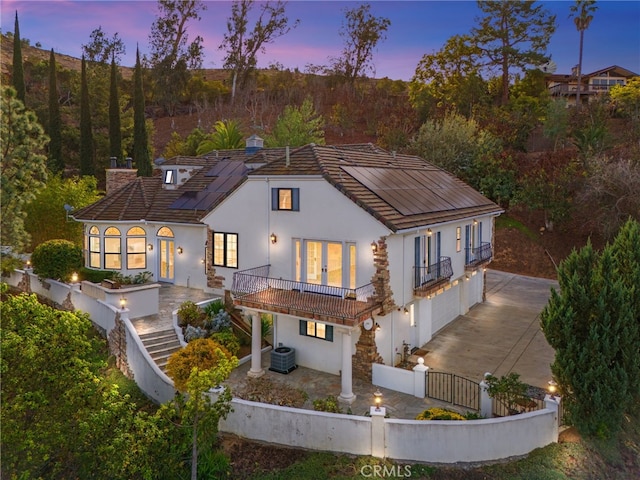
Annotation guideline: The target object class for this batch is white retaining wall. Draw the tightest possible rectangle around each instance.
[220,398,373,456]
[3,269,560,464]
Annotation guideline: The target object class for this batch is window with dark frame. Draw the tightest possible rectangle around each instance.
[271,188,300,211]
[299,319,333,341]
[213,232,238,268]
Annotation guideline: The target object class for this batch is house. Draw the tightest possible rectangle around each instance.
[72,138,503,402]
[546,65,638,106]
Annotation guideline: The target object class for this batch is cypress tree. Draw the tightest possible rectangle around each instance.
[541,229,640,438]
[79,55,95,176]
[12,11,26,103]
[48,49,64,173]
[109,56,122,163]
[133,47,152,176]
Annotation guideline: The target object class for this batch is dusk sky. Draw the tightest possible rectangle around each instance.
[2,1,639,81]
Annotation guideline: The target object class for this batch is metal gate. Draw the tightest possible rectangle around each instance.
[426,371,480,411]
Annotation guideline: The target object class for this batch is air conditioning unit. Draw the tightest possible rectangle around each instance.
[269,346,297,374]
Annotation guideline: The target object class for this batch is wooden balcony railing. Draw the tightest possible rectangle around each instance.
[231,265,381,326]
[413,257,453,296]
[465,242,493,270]
[549,84,616,96]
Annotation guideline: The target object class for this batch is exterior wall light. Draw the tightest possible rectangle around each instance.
[270,233,277,244]
[375,322,381,332]
[147,243,153,251]
[371,242,377,252]
[473,219,478,226]
[373,389,383,411]
[177,246,183,254]
[427,228,432,236]
[403,307,409,315]
[548,380,558,398]
[120,297,127,310]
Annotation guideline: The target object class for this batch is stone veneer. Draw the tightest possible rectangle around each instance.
[206,228,226,289]
[105,168,138,194]
[352,237,396,381]
[108,312,133,379]
[352,325,384,382]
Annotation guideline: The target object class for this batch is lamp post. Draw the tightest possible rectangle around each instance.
[548,380,558,399]
[373,389,383,412]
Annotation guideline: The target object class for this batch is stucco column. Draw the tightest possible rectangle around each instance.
[247,310,264,378]
[338,329,356,404]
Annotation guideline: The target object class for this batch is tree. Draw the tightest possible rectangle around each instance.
[147,0,206,115]
[471,0,556,105]
[543,98,570,151]
[48,49,64,173]
[79,55,95,176]
[24,175,101,249]
[264,97,325,147]
[195,119,245,154]
[610,77,640,141]
[82,26,126,64]
[0,87,48,252]
[540,223,640,438]
[165,338,238,480]
[12,11,26,103]
[133,48,152,176]
[220,0,298,101]
[410,34,486,119]
[109,56,123,163]
[408,111,500,182]
[569,0,598,109]
[333,3,390,81]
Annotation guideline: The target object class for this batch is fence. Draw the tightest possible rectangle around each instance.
[427,371,480,411]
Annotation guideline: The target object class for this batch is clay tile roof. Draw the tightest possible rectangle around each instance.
[73,143,502,231]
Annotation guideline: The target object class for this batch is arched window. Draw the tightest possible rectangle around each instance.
[157,226,174,237]
[87,226,101,268]
[104,227,122,269]
[127,227,146,269]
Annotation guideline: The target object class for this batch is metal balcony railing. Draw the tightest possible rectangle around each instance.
[231,265,380,325]
[413,257,453,291]
[465,242,493,268]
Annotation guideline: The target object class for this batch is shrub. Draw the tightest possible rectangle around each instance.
[166,338,233,392]
[177,300,204,328]
[415,408,467,421]
[203,299,225,318]
[79,267,116,283]
[485,372,530,415]
[204,310,231,333]
[0,254,25,277]
[313,395,342,413]
[210,331,240,356]
[184,325,207,343]
[31,239,83,282]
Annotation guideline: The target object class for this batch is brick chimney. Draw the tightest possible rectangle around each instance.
[106,157,138,194]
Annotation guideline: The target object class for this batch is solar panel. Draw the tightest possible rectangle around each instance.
[342,166,491,216]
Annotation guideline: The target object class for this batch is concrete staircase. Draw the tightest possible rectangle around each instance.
[139,328,182,371]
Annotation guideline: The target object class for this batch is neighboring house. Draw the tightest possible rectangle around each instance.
[72,138,503,402]
[546,65,638,106]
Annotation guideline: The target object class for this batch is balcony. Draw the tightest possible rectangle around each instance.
[465,242,493,270]
[548,84,615,96]
[413,257,453,297]
[231,265,381,327]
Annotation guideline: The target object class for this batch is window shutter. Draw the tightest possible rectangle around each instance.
[292,188,300,211]
[325,325,333,342]
[299,319,306,335]
[271,188,278,210]
[465,225,471,264]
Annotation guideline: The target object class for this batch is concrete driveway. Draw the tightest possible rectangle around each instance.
[420,269,559,389]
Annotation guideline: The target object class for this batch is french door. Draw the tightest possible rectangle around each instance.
[158,239,175,282]
[305,240,343,287]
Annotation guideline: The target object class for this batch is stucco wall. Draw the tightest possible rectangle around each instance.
[220,398,373,456]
